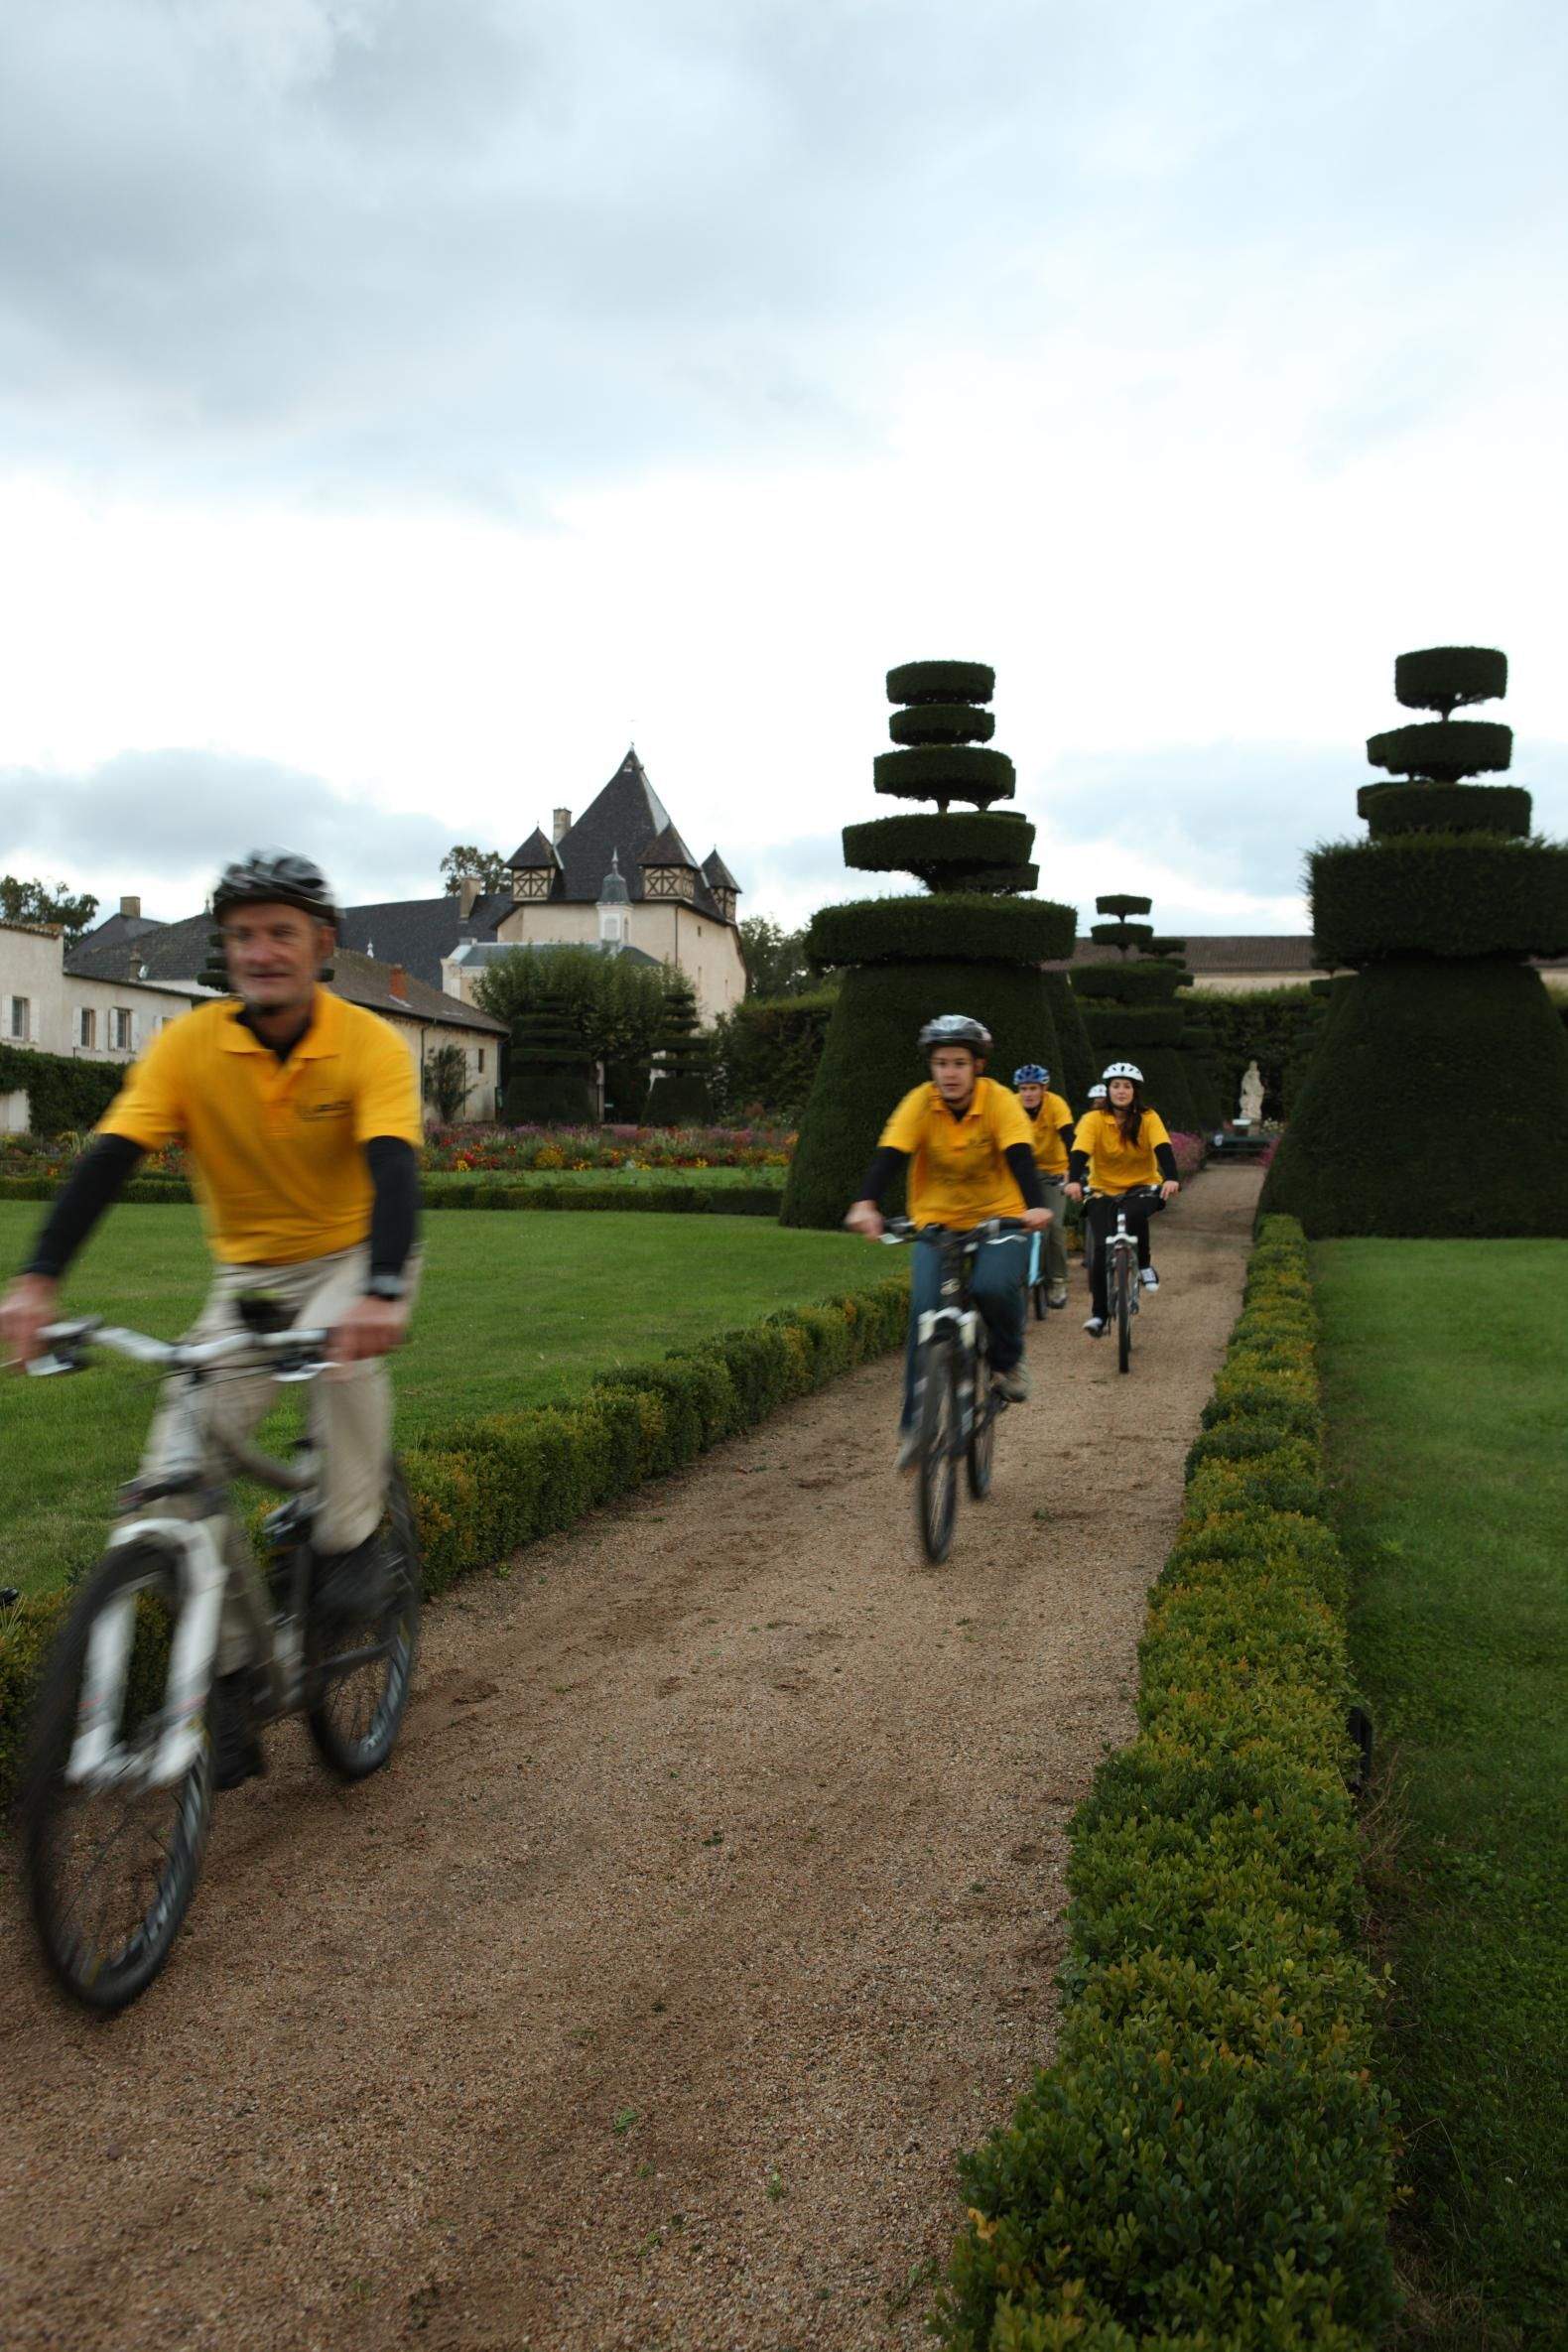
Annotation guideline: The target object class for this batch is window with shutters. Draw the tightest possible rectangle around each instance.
[8,997,30,1040]
[79,1007,96,1048]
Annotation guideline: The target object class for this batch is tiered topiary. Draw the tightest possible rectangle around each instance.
[781,661,1077,1227]
[1071,895,1202,1133]
[1262,646,1568,1235]
[642,970,715,1124]
[502,976,595,1123]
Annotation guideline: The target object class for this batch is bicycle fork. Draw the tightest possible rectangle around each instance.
[70,1520,229,1791]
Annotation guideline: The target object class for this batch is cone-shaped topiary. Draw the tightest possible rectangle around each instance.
[503,977,595,1123]
[1043,970,1096,1107]
[781,661,1076,1226]
[1072,895,1202,1133]
[642,970,715,1124]
[1262,645,1568,1235]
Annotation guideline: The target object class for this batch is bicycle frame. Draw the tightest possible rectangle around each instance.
[888,1218,1018,1453]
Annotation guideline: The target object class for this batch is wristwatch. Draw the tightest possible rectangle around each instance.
[365,1272,409,1302]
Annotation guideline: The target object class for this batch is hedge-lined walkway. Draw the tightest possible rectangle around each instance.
[2,1172,1261,2352]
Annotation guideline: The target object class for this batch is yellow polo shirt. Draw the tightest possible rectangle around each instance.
[879,1077,1033,1229]
[1022,1089,1074,1177]
[1074,1106,1173,1196]
[99,991,423,1265]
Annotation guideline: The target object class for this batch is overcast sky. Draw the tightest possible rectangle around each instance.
[2,0,1564,937]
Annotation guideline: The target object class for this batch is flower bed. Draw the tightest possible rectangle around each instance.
[421,1121,796,1175]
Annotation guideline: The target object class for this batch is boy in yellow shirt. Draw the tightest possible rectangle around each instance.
[1012,1062,1074,1308]
[1065,1063,1180,1337]
[846,1014,1052,1468]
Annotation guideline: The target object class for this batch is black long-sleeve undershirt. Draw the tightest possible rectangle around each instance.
[856,1141,1045,1215]
[24,1133,421,1283]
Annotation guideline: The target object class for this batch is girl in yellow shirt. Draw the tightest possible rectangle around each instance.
[1065,1063,1180,1337]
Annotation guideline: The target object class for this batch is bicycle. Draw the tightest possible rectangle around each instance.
[1086,1186,1164,1374]
[19,1297,422,2013]
[883,1217,1024,1564]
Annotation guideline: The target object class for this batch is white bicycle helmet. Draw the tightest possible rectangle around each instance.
[919,1013,992,1054]
[1101,1062,1144,1084]
[1088,1084,1108,1101]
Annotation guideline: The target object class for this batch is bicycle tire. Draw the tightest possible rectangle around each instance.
[915,1340,959,1565]
[1115,1249,1133,1373]
[305,1464,423,1780]
[1030,1279,1048,1322]
[967,1330,995,1500]
[22,1540,212,2013]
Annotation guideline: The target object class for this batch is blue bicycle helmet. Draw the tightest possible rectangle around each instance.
[1013,1063,1049,1087]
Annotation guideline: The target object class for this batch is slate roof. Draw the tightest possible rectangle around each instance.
[336,893,514,988]
[506,827,561,870]
[549,750,730,921]
[702,849,739,891]
[70,908,167,962]
[640,822,700,869]
[67,911,214,983]
[328,950,506,1034]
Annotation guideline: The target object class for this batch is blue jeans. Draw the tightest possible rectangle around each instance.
[1026,1177,1067,1290]
[901,1229,1030,1430]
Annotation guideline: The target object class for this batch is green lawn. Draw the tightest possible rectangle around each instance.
[0,1203,888,1603]
[1315,1240,1568,2346]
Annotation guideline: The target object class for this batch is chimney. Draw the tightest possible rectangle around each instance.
[120,895,141,921]
[458,875,481,919]
[552,807,572,845]
[389,963,409,1001]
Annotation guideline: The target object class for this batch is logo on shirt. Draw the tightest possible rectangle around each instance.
[298,1098,352,1122]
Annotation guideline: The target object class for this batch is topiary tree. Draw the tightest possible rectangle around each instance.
[780,661,1076,1226]
[502,974,595,1123]
[1071,896,1203,1133]
[423,1042,471,1125]
[642,970,715,1123]
[1261,646,1568,1235]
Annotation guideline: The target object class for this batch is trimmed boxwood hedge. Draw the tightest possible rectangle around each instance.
[0,1276,911,1805]
[0,1044,122,1137]
[1096,893,1153,919]
[1088,920,1152,948]
[1357,779,1532,838]
[780,956,1062,1227]
[1365,719,1512,781]
[1260,958,1568,1236]
[886,658,994,706]
[1041,972,1096,1110]
[1311,836,1568,964]
[932,1218,1395,2349]
[0,1173,785,1217]
[842,812,1033,883]
[1395,644,1507,714]
[1071,961,1187,1004]
[1079,1003,1185,1046]
[871,746,1016,807]
[808,893,1077,969]
[888,703,996,747]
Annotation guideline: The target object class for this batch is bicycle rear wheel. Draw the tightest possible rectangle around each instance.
[915,1341,960,1564]
[22,1542,212,2013]
[305,1464,422,1780]
[1115,1249,1134,1373]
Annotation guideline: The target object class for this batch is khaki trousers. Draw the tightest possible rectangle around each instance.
[135,1245,418,1673]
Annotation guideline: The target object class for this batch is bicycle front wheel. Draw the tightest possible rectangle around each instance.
[306,1464,422,1780]
[22,1542,212,2013]
[967,1333,995,1501]
[1115,1249,1134,1374]
[915,1341,960,1565]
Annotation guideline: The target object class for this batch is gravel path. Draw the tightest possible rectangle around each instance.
[3,1170,1261,2352]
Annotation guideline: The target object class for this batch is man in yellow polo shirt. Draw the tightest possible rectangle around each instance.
[1012,1061,1074,1309]
[1,851,423,1783]
[845,1013,1052,1469]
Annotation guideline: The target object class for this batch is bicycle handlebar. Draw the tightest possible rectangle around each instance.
[30,1318,332,1381]
[879,1215,1026,1246]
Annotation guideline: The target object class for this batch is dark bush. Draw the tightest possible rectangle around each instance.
[0,1045,123,1136]
[1096,893,1153,919]
[807,893,1076,969]
[1359,780,1532,838]
[1041,972,1096,1108]
[1311,837,1568,965]
[1395,643,1507,714]
[1088,919,1152,948]
[1366,719,1512,781]
[932,862,1038,896]
[842,811,1032,885]
[885,658,994,706]
[1071,960,1185,1003]
[870,746,1015,807]
[887,703,995,747]
[710,989,835,1119]
[1078,1003,1184,1045]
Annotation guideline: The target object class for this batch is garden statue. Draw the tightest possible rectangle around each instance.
[1238,1061,1264,1124]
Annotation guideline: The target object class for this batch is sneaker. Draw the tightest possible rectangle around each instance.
[1047,1283,1069,1309]
[994,1364,1031,1402]
[895,1426,920,1473]
[1140,1267,1159,1292]
[313,1530,392,1629]
[1084,1316,1106,1337]
[209,1671,266,1791]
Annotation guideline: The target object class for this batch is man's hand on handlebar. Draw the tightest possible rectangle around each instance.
[328,1294,409,1368]
[0,1273,60,1372]
[844,1200,885,1240]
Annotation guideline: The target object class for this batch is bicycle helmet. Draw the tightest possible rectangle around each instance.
[212,850,339,927]
[1013,1063,1050,1087]
[1088,1084,1108,1101]
[919,1013,991,1055]
[1102,1061,1144,1085]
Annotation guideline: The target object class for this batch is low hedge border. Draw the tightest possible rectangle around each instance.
[0,1276,910,1806]
[932,1215,1396,2349]
[0,1176,786,1218]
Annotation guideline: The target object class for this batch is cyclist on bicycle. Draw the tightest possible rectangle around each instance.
[844,1014,1052,1468]
[1012,1062,1074,1310]
[1065,1062,1180,1338]
[0,850,423,1783]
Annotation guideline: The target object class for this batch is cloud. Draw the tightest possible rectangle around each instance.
[0,746,452,916]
